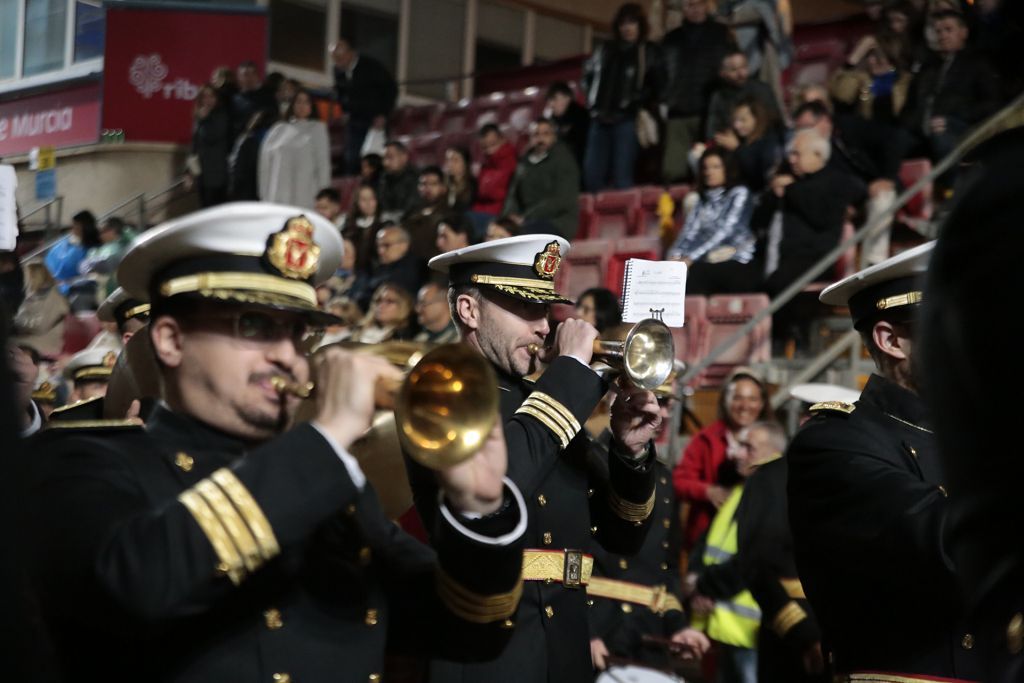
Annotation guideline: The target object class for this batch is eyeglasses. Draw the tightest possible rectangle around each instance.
[415,297,445,309]
[377,241,405,250]
[198,310,324,352]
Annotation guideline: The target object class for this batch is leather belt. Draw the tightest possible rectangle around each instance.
[839,673,978,683]
[522,549,593,588]
[587,577,684,615]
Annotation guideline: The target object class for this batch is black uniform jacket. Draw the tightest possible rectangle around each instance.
[406,356,658,683]
[738,456,824,682]
[589,453,686,669]
[28,405,526,682]
[787,374,982,679]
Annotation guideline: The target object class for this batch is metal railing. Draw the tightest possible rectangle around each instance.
[20,176,188,263]
[18,196,64,241]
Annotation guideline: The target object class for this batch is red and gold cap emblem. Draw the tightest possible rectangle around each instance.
[533,241,562,280]
[266,216,322,280]
[102,351,118,368]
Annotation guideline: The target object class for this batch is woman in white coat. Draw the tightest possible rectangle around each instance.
[258,88,331,208]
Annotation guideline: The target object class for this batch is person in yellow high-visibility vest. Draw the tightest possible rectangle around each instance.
[685,419,768,683]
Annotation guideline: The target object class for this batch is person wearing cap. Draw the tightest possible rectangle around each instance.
[409,233,662,683]
[587,378,711,673]
[96,286,151,346]
[786,241,983,682]
[734,420,826,683]
[27,202,529,682]
[58,344,119,403]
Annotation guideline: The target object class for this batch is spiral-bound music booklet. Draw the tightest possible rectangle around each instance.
[620,258,687,327]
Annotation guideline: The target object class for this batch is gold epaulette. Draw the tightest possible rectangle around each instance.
[48,395,103,416]
[44,418,144,431]
[808,401,856,415]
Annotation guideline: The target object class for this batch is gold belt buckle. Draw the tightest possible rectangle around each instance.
[564,549,583,589]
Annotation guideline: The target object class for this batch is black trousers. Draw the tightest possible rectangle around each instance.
[687,258,764,296]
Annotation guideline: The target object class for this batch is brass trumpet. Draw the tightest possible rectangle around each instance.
[528,318,676,391]
[272,341,499,470]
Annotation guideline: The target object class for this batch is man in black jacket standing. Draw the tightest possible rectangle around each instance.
[787,241,984,682]
[332,38,398,175]
[661,0,735,182]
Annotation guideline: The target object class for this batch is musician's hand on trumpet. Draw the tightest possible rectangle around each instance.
[547,317,599,365]
[609,379,662,457]
[310,347,403,449]
[436,420,508,516]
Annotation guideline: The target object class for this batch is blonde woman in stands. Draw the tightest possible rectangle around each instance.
[258,88,331,209]
[714,95,785,193]
[666,149,761,295]
[12,263,70,358]
[347,282,418,343]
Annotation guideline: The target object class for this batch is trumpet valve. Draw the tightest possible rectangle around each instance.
[270,376,315,399]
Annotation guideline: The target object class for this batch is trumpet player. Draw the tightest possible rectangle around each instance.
[407,234,663,683]
[25,203,529,682]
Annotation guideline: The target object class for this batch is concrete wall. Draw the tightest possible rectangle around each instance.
[9,142,197,232]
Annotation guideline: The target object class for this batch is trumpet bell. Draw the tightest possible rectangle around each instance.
[395,344,500,469]
[603,318,676,391]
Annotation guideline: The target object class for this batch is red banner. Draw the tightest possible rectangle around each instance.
[0,82,101,156]
[102,5,268,144]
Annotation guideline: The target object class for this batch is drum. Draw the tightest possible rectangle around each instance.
[596,664,683,683]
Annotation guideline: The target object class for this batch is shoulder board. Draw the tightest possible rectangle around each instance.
[808,401,856,415]
[43,418,145,432]
[49,395,103,416]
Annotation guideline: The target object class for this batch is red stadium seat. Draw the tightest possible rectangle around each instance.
[896,158,933,232]
[332,176,361,212]
[61,312,102,356]
[605,235,663,299]
[638,184,691,236]
[392,103,442,136]
[584,189,643,240]
[470,92,508,131]
[437,99,473,134]
[505,87,546,131]
[407,132,443,167]
[671,295,710,372]
[699,294,771,387]
[556,238,611,302]
[577,194,595,239]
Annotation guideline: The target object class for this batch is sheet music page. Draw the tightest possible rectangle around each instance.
[0,165,18,251]
[620,258,687,327]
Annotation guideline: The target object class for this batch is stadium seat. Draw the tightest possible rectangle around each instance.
[896,158,933,233]
[671,295,710,372]
[582,189,643,240]
[605,235,663,299]
[555,238,611,302]
[437,99,473,134]
[392,103,442,136]
[505,87,546,131]
[470,92,508,131]
[332,176,362,212]
[61,312,102,356]
[638,184,691,236]
[407,132,443,167]
[699,294,772,387]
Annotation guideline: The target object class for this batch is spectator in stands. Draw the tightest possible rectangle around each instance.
[361,152,383,187]
[901,10,999,168]
[469,124,518,240]
[12,263,68,358]
[232,60,276,137]
[661,0,736,183]
[275,77,300,119]
[378,140,419,220]
[79,217,136,296]
[485,217,520,242]
[402,166,448,263]
[574,287,622,334]
[348,281,418,343]
[259,88,331,209]
[673,368,769,551]
[544,81,590,168]
[504,119,581,240]
[186,84,231,208]
[210,66,237,108]
[830,34,912,128]
[714,96,785,193]
[581,3,664,191]
[363,224,425,311]
[332,38,399,176]
[667,149,760,295]
[435,212,473,254]
[318,296,364,348]
[413,281,460,344]
[341,183,383,275]
[45,210,100,296]
[0,251,25,318]
[443,146,476,209]
[314,187,344,229]
[228,110,275,201]
[706,50,782,140]
[763,130,862,296]
[791,84,832,113]
[716,0,793,118]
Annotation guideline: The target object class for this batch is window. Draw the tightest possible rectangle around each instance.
[535,13,585,63]
[23,0,68,77]
[406,0,464,100]
[476,1,523,76]
[74,0,104,63]
[0,1,18,80]
[270,0,327,72]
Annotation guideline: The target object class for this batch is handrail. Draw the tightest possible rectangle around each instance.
[678,92,1024,388]
[19,196,62,223]
[768,329,861,411]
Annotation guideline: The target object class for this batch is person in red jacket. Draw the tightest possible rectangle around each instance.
[467,123,518,240]
[672,367,770,550]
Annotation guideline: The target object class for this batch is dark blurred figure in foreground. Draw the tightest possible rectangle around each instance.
[920,126,1024,682]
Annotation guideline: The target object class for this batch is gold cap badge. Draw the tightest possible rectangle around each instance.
[533,241,562,280]
[266,216,322,280]
[103,351,118,368]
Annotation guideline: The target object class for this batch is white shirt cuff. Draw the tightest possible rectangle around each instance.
[20,402,42,438]
[311,422,367,491]
[438,477,527,547]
